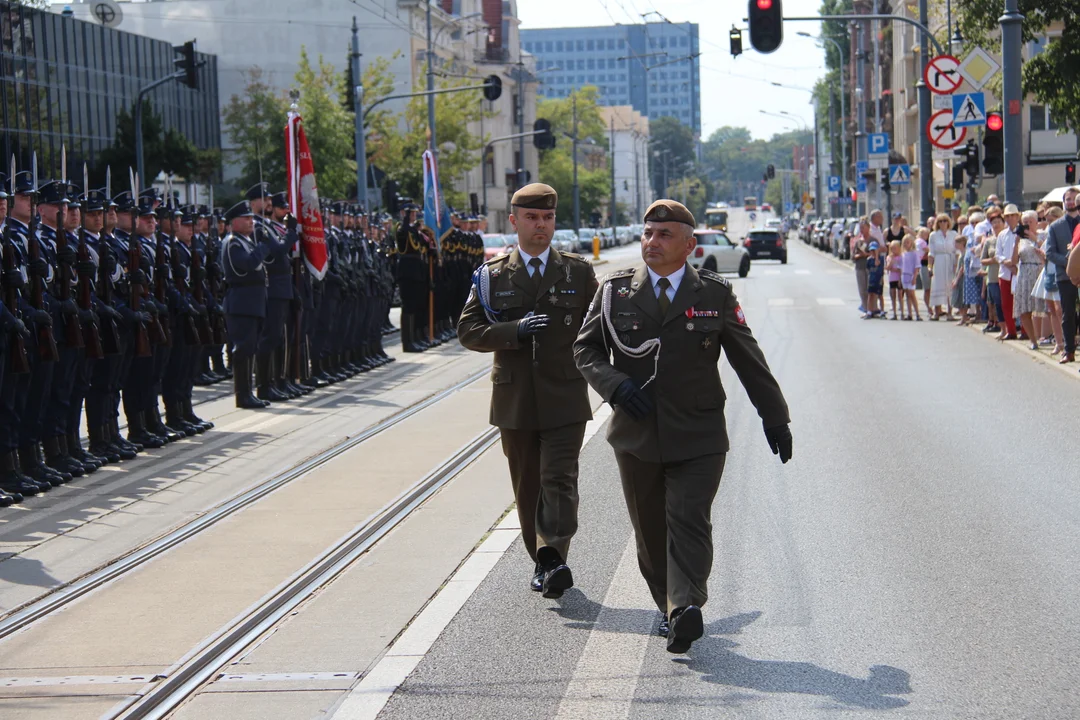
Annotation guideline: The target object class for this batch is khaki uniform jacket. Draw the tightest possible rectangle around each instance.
[458,247,599,430]
[574,263,789,463]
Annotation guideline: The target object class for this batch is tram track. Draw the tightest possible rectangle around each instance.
[109,425,500,720]
[0,365,488,642]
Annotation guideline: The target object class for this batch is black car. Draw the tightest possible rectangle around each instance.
[743,229,787,263]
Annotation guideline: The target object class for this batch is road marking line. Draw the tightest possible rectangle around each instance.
[768,298,795,306]
[764,269,781,275]
[553,539,656,720]
[827,268,846,275]
[331,403,615,720]
[795,269,811,275]
[816,298,845,306]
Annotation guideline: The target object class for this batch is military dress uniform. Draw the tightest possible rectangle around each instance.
[395,203,428,352]
[457,183,598,598]
[255,193,293,401]
[574,199,792,653]
[221,201,271,409]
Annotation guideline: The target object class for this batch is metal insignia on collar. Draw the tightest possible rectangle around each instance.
[617,286,630,297]
[686,321,695,331]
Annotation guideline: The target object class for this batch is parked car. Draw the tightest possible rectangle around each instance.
[482,233,513,261]
[577,228,598,253]
[840,218,862,260]
[690,229,751,277]
[551,229,577,254]
[616,226,633,246]
[630,223,644,242]
[765,218,783,234]
[744,228,787,263]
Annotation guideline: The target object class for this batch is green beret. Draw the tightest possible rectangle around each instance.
[644,199,695,227]
[511,183,558,210]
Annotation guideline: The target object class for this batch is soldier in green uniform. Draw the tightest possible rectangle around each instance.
[574,199,793,654]
[458,183,598,599]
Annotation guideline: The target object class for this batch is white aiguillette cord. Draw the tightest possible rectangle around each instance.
[600,281,660,389]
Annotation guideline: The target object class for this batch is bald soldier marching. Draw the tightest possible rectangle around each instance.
[574,199,793,654]
[458,183,598,600]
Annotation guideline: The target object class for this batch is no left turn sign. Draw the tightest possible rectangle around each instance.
[924,54,962,95]
[926,108,967,150]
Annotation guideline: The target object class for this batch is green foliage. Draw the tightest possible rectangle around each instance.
[221,67,289,192]
[295,47,357,200]
[666,175,713,224]
[701,126,813,202]
[536,88,611,227]
[98,99,200,184]
[955,0,1080,132]
[649,116,696,195]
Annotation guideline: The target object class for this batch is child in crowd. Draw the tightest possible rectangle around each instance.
[865,241,885,318]
[885,240,903,319]
[900,234,922,321]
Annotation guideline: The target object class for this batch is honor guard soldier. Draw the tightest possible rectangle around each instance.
[458,183,598,599]
[255,191,295,401]
[221,200,271,409]
[574,199,793,654]
[395,201,429,352]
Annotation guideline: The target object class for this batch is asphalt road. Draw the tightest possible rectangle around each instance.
[376,210,1080,719]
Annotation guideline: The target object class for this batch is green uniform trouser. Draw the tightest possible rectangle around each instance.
[500,422,587,563]
[614,451,727,615]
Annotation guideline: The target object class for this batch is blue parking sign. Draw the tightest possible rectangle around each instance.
[828,175,841,192]
[868,133,889,156]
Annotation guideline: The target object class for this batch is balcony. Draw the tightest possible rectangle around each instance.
[1029,129,1078,161]
[475,46,511,64]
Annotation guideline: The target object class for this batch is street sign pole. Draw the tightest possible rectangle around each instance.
[1000,0,1024,207]
[918,0,934,225]
[856,18,867,218]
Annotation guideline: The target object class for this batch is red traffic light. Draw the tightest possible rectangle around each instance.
[986,113,1003,132]
[757,0,773,8]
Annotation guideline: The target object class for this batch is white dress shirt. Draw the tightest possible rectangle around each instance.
[517,246,551,278]
[996,228,1017,282]
[647,264,686,304]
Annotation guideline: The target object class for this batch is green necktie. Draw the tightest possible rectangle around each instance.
[528,257,543,293]
[657,277,671,315]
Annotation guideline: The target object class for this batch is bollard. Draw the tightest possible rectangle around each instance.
[592,235,600,260]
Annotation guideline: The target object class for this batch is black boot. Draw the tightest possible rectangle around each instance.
[149,405,184,442]
[112,418,144,454]
[65,434,103,472]
[235,355,270,409]
[0,452,32,501]
[182,398,214,432]
[17,445,58,489]
[256,352,289,402]
[43,436,85,478]
[402,314,422,353]
[90,425,128,462]
[301,356,328,389]
[128,411,166,449]
[165,402,200,436]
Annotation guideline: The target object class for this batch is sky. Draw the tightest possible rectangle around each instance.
[518,0,829,142]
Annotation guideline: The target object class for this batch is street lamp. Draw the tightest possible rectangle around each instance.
[433,11,484,46]
[779,110,810,131]
[797,30,848,192]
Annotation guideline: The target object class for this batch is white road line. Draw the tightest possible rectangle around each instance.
[827,268,846,275]
[795,269,811,275]
[553,539,656,720]
[816,298,845,306]
[767,298,795,307]
[763,269,781,275]
[330,404,614,720]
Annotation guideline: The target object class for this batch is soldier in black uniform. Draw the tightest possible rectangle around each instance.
[265,193,307,397]
[396,202,428,352]
[221,201,271,409]
[313,202,347,382]
[254,191,294,402]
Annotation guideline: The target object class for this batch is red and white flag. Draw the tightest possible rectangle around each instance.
[286,111,328,280]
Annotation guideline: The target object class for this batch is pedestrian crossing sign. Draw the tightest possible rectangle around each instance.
[952,92,986,128]
[889,164,911,185]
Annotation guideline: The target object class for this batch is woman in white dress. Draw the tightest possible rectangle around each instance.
[927,214,958,320]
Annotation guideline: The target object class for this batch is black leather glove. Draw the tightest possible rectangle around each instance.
[29,308,52,327]
[610,378,653,420]
[192,266,207,282]
[516,313,550,340]
[56,244,77,266]
[60,298,78,316]
[99,304,123,322]
[130,269,148,287]
[191,302,207,316]
[144,301,159,317]
[135,311,152,326]
[75,259,97,276]
[764,424,793,464]
[3,270,25,290]
[289,296,302,313]
[28,258,49,278]
[12,318,29,337]
[286,214,298,231]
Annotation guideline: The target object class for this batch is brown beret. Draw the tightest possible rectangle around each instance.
[510,183,558,210]
[643,199,695,227]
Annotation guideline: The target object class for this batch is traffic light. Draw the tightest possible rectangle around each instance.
[730,26,743,58]
[881,172,891,192]
[532,119,555,149]
[748,0,784,54]
[1067,161,1077,185]
[767,163,775,179]
[173,40,198,89]
[982,112,1004,175]
[483,75,502,102]
[951,165,964,190]
[957,139,979,178]
[383,179,399,214]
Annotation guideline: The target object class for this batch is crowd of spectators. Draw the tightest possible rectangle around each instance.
[847,190,1080,366]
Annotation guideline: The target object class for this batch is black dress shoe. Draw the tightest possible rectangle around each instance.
[530,563,544,592]
[536,547,573,599]
[666,606,703,654]
[658,614,670,637]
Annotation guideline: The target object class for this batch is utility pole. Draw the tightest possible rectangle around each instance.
[516,59,526,189]
[351,17,367,209]
[855,19,867,218]
[572,95,580,233]
[426,0,436,155]
[633,132,642,219]
[610,115,617,236]
[828,93,837,217]
[917,0,934,224]
[813,98,823,218]
[1000,0,1024,206]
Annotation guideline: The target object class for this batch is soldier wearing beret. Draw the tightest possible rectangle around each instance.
[396,201,429,352]
[574,199,793,654]
[221,200,271,409]
[458,183,598,599]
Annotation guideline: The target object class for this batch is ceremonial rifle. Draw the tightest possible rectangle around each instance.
[56,146,84,348]
[27,153,59,362]
[127,168,153,356]
[2,160,29,373]
[77,163,103,359]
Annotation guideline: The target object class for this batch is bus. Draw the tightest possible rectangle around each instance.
[704,207,728,231]
[744,196,757,211]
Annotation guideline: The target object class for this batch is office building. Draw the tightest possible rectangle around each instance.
[520,22,700,138]
[598,105,651,221]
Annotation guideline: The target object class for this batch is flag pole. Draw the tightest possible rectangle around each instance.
[287,90,304,383]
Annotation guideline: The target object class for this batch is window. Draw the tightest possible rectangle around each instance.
[607,58,615,69]
[618,58,625,67]
[1030,104,1058,131]
[680,36,688,47]
[556,40,563,51]
[577,59,584,69]
[607,39,615,50]
[545,42,553,52]
[619,38,626,49]
[587,39,595,51]
[576,40,584,51]
[578,75,585,83]
[588,59,595,69]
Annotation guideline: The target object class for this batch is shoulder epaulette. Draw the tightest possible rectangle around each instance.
[603,268,634,284]
[558,250,589,263]
[484,254,509,266]
[699,268,731,288]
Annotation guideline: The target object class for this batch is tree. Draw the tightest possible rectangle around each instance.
[649,116,697,196]
[536,87,611,228]
[294,47,357,200]
[956,0,1080,133]
[700,126,813,203]
[97,99,200,184]
[221,67,289,192]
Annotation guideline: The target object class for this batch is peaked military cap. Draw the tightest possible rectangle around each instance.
[0,173,7,199]
[65,184,82,209]
[270,191,289,209]
[225,200,255,222]
[156,203,180,220]
[245,182,269,201]
[137,197,157,217]
[179,206,195,224]
[139,187,160,202]
[643,198,695,228]
[12,171,36,195]
[197,204,211,217]
[82,189,108,212]
[113,191,134,211]
[510,183,557,210]
[37,180,68,205]
[329,201,346,215]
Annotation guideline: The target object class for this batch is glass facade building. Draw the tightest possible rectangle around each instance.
[520,23,700,137]
[0,1,219,181]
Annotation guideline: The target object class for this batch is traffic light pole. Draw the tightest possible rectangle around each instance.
[481,129,544,218]
[1000,0,1024,207]
[351,18,367,210]
[135,70,186,187]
